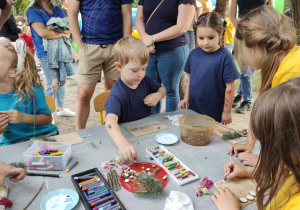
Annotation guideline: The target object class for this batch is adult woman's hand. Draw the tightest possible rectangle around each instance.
[147,45,156,53]
[142,33,153,47]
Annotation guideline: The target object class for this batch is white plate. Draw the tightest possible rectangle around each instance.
[155,133,179,145]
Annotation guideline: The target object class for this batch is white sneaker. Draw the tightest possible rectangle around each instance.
[52,114,55,125]
[57,108,75,117]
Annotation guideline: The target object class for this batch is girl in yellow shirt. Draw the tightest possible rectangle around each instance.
[212,77,300,210]
[227,6,300,165]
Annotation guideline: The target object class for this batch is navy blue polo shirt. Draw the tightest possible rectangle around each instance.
[78,0,133,45]
[138,0,196,52]
[105,76,162,123]
[185,47,240,122]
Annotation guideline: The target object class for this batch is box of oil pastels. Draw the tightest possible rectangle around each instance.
[71,168,126,210]
[146,145,199,186]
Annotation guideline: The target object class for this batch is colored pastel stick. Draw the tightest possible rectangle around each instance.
[91,195,114,207]
[74,176,96,180]
[46,165,54,170]
[48,149,58,152]
[94,187,108,194]
[82,172,96,177]
[93,199,115,210]
[89,197,102,204]
[79,178,99,187]
[88,186,107,194]
[35,152,41,156]
[88,190,109,200]
[38,149,48,154]
[89,141,98,149]
[81,179,101,188]
[50,152,65,156]
[32,162,45,166]
[88,183,105,191]
[66,161,79,173]
[104,203,119,210]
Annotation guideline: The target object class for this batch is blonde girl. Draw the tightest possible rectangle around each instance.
[212,77,300,210]
[0,38,58,146]
[227,7,300,166]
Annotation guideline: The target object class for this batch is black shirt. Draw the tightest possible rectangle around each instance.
[0,0,7,10]
[237,0,266,18]
[138,0,196,52]
[0,14,21,42]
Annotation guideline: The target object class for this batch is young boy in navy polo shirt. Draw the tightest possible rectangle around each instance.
[105,36,166,164]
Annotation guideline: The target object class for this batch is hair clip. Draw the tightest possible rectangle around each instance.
[14,39,27,72]
[238,21,256,28]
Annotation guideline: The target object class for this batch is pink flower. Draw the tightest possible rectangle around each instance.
[100,162,112,169]
[116,160,124,169]
[200,177,213,189]
[193,185,203,197]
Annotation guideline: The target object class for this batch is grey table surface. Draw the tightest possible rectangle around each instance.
[0,109,259,210]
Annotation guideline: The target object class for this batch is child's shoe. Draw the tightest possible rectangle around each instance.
[236,101,251,114]
[232,94,242,108]
[57,108,75,117]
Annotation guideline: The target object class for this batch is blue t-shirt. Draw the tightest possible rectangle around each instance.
[105,76,161,123]
[0,86,58,146]
[185,47,240,122]
[27,5,66,58]
[78,0,133,45]
[138,0,196,52]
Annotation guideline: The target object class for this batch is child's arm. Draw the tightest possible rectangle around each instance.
[105,113,137,164]
[0,110,52,125]
[68,0,83,47]
[121,3,132,37]
[178,73,190,109]
[222,81,235,125]
[143,86,166,107]
[0,162,27,187]
[30,22,70,40]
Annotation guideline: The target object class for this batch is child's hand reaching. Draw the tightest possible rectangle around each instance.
[178,98,189,109]
[0,114,9,131]
[211,187,240,210]
[221,111,232,125]
[1,110,24,124]
[223,160,252,181]
[0,162,27,187]
[119,143,137,164]
[144,93,160,107]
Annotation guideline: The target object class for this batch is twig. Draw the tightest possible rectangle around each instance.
[23,183,44,210]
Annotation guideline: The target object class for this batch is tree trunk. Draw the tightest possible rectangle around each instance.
[179,72,187,101]
[291,0,300,44]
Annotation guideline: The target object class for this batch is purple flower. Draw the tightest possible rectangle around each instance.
[200,177,213,189]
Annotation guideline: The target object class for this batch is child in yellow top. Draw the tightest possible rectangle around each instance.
[212,77,300,210]
[224,2,235,54]
[227,7,300,163]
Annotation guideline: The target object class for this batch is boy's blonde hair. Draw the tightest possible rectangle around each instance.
[114,36,149,66]
[234,6,297,94]
[0,38,43,102]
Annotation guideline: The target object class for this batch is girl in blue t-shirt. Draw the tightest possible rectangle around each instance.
[178,12,240,124]
[0,38,58,146]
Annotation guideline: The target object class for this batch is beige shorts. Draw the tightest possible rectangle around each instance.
[77,43,120,84]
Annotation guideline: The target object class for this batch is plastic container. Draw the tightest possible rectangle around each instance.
[23,142,71,171]
[179,114,216,146]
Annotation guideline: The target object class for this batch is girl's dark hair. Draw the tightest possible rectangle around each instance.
[25,0,54,17]
[251,77,300,209]
[194,12,226,35]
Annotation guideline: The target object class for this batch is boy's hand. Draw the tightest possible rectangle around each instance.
[144,93,160,107]
[211,187,240,210]
[221,111,232,125]
[0,110,24,124]
[223,160,249,181]
[227,143,253,156]
[0,114,9,131]
[178,98,189,109]
[119,143,137,164]
[238,152,259,167]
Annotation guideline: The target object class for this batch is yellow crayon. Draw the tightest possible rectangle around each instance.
[46,165,54,170]
[50,152,65,156]
[36,152,41,156]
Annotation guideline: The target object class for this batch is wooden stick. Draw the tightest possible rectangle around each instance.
[23,183,44,210]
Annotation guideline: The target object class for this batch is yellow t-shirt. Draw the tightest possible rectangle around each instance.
[272,45,300,88]
[266,176,300,210]
[224,18,235,44]
[201,0,212,12]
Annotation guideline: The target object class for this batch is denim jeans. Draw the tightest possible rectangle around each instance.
[146,44,189,113]
[187,31,195,52]
[237,66,255,101]
[39,56,66,107]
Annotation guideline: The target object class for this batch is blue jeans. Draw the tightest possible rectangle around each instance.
[187,31,195,52]
[39,56,66,107]
[237,66,255,101]
[147,44,189,113]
